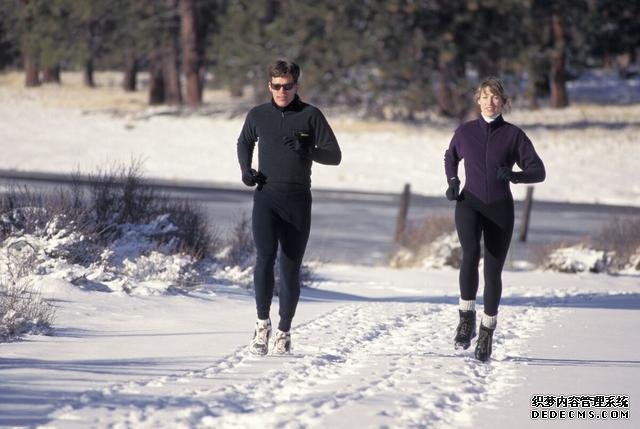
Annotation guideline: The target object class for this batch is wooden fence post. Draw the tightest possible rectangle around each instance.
[519,186,534,242]
[395,183,411,243]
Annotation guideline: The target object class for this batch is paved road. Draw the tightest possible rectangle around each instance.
[2,170,638,266]
[186,187,640,266]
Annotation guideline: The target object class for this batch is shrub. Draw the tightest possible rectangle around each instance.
[531,240,579,268]
[1,163,219,262]
[390,214,459,268]
[543,245,609,273]
[0,279,55,342]
[0,186,51,239]
[222,212,254,268]
[398,214,455,252]
[87,162,158,238]
[162,199,222,260]
[591,216,640,271]
[537,216,640,273]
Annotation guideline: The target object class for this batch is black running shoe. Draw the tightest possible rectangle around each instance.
[475,324,495,362]
[454,310,477,350]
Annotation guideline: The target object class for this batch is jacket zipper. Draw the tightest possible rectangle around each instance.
[485,123,490,203]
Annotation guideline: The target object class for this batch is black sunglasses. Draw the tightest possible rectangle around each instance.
[270,82,296,91]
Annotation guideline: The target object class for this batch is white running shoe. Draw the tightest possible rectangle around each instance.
[271,329,292,355]
[249,319,271,356]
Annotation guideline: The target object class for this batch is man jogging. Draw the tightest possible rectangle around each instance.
[237,59,341,355]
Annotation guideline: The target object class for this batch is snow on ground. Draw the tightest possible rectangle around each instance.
[0,72,639,206]
[1,265,637,428]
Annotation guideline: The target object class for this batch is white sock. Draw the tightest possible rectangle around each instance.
[459,298,476,312]
[257,318,271,327]
[481,313,498,329]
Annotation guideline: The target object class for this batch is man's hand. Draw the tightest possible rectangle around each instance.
[242,168,266,187]
[283,132,311,157]
[446,177,461,201]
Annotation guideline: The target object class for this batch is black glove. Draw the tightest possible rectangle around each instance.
[497,166,519,183]
[283,132,311,158]
[445,177,461,201]
[241,168,266,188]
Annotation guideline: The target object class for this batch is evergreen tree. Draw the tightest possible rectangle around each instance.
[16,0,71,85]
[586,0,640,73]
[67,0,117,87]
[0,4,20,68]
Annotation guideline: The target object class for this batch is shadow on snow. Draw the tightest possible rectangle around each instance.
[300,287,640,311]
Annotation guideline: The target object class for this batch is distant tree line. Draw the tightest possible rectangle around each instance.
[0,0,638,118]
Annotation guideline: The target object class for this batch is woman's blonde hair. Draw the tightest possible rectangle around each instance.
[474,76,511,112]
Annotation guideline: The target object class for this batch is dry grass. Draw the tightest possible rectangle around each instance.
[532,216,640,272]
[0,163,219,261]
[531,240,581,268]
[0,70,148,111]
[399,215,455,252]
[0,70,251,112]
[390,214,457,268]
[0,278,56,342]
[591,216,640,270]
[222,213,254,268]
[163,200,222,260]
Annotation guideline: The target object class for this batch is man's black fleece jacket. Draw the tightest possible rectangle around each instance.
[237,95,341,188]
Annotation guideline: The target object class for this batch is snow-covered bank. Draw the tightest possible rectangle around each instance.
[1,265,637,428]
[1,80,639,206]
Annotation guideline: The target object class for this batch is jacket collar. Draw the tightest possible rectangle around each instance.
[480,114,505,130]
[271,94,304,112]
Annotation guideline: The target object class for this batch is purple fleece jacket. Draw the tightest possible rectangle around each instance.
[444,115,545,204]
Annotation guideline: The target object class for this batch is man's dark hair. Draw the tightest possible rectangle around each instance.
[268,59,301,83]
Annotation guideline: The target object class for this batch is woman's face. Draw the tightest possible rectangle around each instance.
[477,87,504,117]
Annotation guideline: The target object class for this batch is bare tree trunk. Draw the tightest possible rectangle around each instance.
[602,51,613,70]
[84,59,95,87]
[550,13,568,108]
[24,55,40,87]
[180,0,201,106]
[526,64,539,110]
[228,81,244,97]
[162,0,182,105]
[42,65,61,83]
[261,0,279,24]
[122,49,138,91]
[163,41,182,105]
[149,48,165,105]
[525,48,540,109]
[436,51,468,120]
[20,0,40,87]
[84,23,96,88]
[477,51,499,80]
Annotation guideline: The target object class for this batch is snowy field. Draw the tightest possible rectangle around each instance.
[0,71,639,428]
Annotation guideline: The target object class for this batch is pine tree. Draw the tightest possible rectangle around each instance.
[67,0,117,88]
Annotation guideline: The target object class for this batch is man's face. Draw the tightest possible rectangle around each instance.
[477,87,504,117]
[269,74,298,107]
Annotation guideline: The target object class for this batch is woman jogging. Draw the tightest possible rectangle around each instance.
[443,77,545,362]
